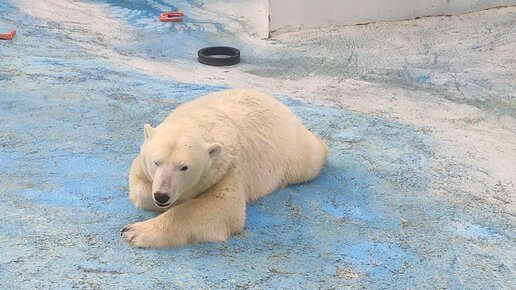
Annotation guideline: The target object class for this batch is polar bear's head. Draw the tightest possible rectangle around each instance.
[140,124,222,208]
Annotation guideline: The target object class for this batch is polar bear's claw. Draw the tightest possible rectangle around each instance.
[121,226,131,234]
[121,225,138,243]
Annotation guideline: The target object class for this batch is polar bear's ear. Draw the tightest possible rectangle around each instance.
[144,124,155,140]
[207,143,222,159]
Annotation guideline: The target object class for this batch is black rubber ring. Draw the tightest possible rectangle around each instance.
[198,46,240,66]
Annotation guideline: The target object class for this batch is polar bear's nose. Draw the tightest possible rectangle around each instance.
[153,192,171,205]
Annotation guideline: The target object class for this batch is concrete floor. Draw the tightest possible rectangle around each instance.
[1,0,515,289]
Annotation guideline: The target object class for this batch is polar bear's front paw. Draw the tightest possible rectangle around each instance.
[121,220,163,248]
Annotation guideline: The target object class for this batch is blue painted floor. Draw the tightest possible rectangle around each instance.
[1,1,515,289]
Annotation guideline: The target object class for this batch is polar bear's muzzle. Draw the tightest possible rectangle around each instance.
[153,192,172,208]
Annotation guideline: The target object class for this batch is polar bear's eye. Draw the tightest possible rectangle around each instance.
[180,166,188,171]
[154,160,160,166]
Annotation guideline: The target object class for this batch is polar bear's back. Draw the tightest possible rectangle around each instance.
[179,88,298,128]
[171,89,328,200]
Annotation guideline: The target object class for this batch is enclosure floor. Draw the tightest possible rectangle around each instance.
[1,1,515,289]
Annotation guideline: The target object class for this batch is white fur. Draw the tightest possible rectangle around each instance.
[123,88,328,248]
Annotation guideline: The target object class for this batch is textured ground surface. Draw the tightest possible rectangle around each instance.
[1,0,515,289]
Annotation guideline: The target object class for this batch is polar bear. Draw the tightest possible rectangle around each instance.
[122,88,328,248]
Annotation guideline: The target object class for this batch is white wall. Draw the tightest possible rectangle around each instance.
[266,0,516,35]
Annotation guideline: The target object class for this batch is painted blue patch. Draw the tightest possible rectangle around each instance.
[91,0,231,60]
[95,0,175,16]
[0,72,10,81]
[415,74,431,84]
[337,240,416,279]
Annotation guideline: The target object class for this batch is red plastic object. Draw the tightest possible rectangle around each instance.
[0,30,16,40]
[159,11,184,22]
